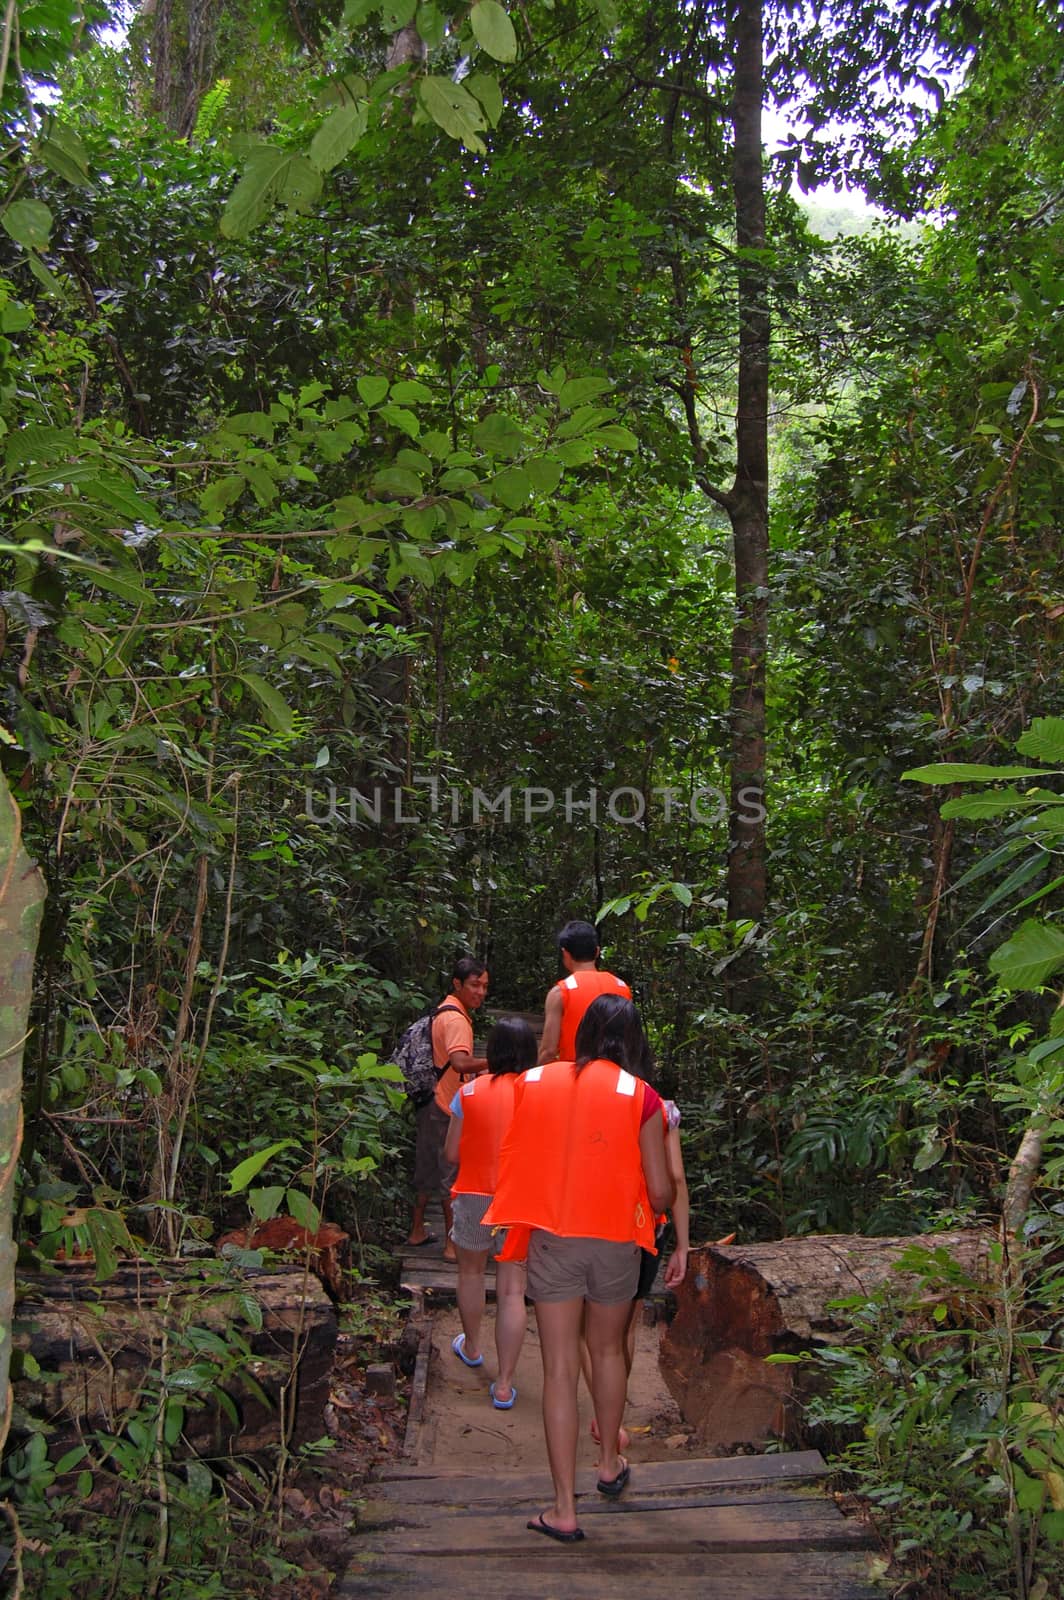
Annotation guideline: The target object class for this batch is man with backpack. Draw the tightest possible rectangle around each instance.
[404,956,489,1258]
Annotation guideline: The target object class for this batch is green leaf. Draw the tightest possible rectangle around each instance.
[588,424,638,451]
[989,920,1064,992]
[357,375,390,407]
[3,199,53,251]
[310,102,369,172]
[418,77,488,153]
[902,763,1049,784]
[470,0,517,61]
[287,1188,322,1234]
[373,466,423,497]
[473,412,526,457]
[940,787,1055,820]
[249,1184,286,1221]
[525,455,564,494]
[466,72,503,127]
[38,123,93,188]
[670,882,693,907]
[389,380,433,405]
[559,376,612,407]
[221,146,289,239]
[416,2,446,47]
[1016,718,1064,766]
[381,0,416,24]
[226,1139,298,1194]
[490,467,532,509]
[237,672,296,736]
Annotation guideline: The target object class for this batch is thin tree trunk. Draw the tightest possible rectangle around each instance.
[0,779,46,1456]
[725,0,769,932]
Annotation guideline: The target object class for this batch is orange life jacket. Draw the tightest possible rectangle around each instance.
[555,970,632,1061]
[483,1058,655,1249]
[451,1073,516,1197]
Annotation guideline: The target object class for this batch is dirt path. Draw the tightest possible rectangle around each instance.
[410,1300,695,1473]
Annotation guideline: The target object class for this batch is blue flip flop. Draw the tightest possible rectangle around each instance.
[452,1333,483,1368]
[490,1381,517,1409]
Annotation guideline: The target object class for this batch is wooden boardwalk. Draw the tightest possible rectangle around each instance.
[357,1232,880,1597]
[344,1452,880,1597]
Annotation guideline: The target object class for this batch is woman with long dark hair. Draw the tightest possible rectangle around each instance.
[484,995,674,1542]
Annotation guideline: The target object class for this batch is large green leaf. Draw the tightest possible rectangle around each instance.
[238,672,296,735]
[310,103,369,173]
[939,787,1056,820]
[470,0,517,62]
[38,123,93,188]
[226,1139,298,1194]
[221,146,289,238]
[988,920,1064,991]
[902,763,1049,784]
[2,199,53,251]
[418,77,488,153]
[1016,718,1064,766]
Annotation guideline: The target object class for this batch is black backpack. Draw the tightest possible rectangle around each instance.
[391,1003,465,1107]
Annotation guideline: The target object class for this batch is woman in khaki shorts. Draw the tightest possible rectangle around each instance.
[483,996,675,1544]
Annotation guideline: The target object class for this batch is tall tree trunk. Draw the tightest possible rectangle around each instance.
[725,0,769,932]
[0,778,46,1456]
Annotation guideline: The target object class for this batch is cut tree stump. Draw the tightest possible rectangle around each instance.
[660,1229,992,1449]
[14,1259,337,1455]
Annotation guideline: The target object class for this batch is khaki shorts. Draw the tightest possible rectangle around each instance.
[526,1231,640,1305]
[450,1192,510,1254]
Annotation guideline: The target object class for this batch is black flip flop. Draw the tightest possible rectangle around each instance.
[527,1514,585,1544]
[596,1459,631,1498]
[404,1233,438,1248]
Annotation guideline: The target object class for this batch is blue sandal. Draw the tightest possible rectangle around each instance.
[452,1332,483,1368]
[490,1381,517,1409]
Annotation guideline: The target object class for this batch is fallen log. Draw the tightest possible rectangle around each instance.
[14,1258,337,1456]
[659,1229,992,1450]
[216,1216,350,1300]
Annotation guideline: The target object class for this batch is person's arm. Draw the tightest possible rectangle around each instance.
[638,1109,675,1217]
[537,985,563,1063]
[447,1046,487,1077]
[443,1109,462,1169]
[662,1125,690,1288]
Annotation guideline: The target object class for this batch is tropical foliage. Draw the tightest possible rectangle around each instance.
[1,0,1062,1591]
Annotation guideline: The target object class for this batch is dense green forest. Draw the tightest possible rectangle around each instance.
[1,0,1062,1592]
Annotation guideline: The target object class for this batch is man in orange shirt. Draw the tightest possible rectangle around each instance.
[537,920,631,1065]
[405,956,489,1261]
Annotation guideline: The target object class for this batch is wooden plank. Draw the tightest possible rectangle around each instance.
[341,1549,881,1599]
[363,1486,843,1528]
[376,1448,828,1501]
[361,1498,871,1554]
[400,1319,434,1461]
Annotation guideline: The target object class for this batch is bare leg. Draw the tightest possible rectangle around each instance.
[493,1260,527,1398]
[583,1303,631,1455]
[585,1297,632,1487]
[533,1296,584,1534]
[442,1192,457,1261]
[455,1245,489,1360]
[406,1191,430,1245]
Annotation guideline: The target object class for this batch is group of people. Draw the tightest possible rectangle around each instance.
[403,920,691,1545]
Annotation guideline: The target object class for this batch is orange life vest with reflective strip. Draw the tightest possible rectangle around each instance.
[555,970,632,1062]
[483,1058,655,1248]
[451,1073,516,1198]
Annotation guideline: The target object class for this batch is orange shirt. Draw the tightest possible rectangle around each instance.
[555,970,632,1061]
[432,997,474,1113]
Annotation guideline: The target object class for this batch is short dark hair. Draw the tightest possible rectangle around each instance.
[556,919,600,961]
[486,1017,538,1076]
[452,954,487,984]
[574,994,653,1077]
